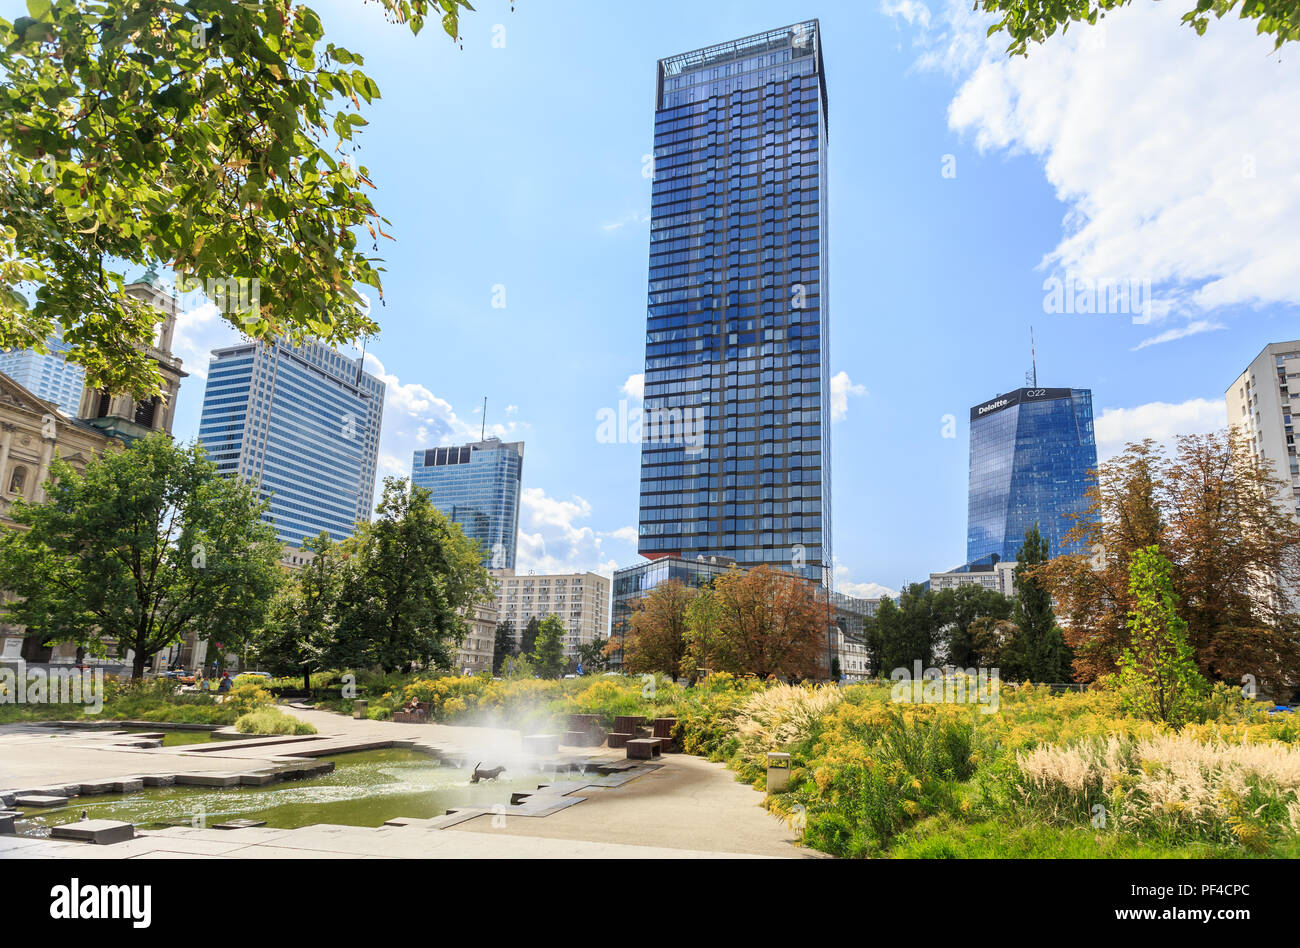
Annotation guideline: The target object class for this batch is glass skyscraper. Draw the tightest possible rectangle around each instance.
[411,438,524,569]
[967,387,1098,565]
[637,21,831,584]
[198,339,385,547]
[0,333,85,416]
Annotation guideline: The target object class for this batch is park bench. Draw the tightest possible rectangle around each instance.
[651,717,679,752]
[392,701,431,724]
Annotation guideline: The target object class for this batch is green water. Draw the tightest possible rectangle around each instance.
[14,749,545,837]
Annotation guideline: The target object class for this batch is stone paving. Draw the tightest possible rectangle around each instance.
[0,705,815,859]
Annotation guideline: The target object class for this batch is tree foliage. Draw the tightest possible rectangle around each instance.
[1115,545,1208,726]
[0,433,283,678]
[250,531,341,690]
[492,618,515,675]
[977,0,1299,58]
[1037,433,1300,689]
[0,0,482,398]
[693,566,827,680]
[1006,523,1074,682]
[530,613,565,678]
[333,477,493,672]
[620,578,694,680]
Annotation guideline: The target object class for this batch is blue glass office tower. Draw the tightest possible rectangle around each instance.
[411,438,524,569]
[637,21,832,584]
[198,339,385,546]
[967,387,1098,565]
[0,332,85,416]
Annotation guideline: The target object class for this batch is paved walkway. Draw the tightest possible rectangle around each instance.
[0,706,815,859]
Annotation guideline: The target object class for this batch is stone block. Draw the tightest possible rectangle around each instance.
[50,819,135,845]
[174,773,240,787]
[15,794,68,807]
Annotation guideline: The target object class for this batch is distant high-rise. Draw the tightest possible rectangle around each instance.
[967,387,1097,564]
[198,339,385,546]
[411,438,523,569]
[637,21,832,584]
[0,332,84,416]
[1227,341,1300,521]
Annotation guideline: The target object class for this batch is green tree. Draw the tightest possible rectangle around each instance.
[1007,524,1074,682]
[531,614,565,679]
[0,0,483,399]
[334,477,493,672]
[577,635,608,674]
[869,584,942,675]
[977,0,1298,58]
[250,532,342,692]
[520,615,541,658]
[492,619,516,676]
[936,584,1013,668]
[1116,546,1208,726]
[0,434,283,678]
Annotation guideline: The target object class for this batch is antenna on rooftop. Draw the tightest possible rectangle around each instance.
[481,396,487,441]
[1025,326,1038,388]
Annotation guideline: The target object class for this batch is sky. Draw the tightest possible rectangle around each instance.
[67,0,1300,596]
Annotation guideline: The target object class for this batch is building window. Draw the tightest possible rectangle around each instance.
[8,466,26,495]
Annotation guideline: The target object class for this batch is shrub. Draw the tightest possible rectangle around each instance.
[234,706,317,735]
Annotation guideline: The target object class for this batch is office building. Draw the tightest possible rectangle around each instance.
[1227,341,1300,520]
[930,555,1017,597]
[967,387,1097,565]
[611,554,740,670]
[412,438,524,569]
[453,601,500,677]
[198,338,385,547]
[0,332,85,417]
[492,569,611,669]
[637,21,832,585]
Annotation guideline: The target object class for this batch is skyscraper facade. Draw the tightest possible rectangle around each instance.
[0,333,85,416]
[410,438,524,569]
[198,339,385,547]
[637,21,831,584]
[967,387,1097,565]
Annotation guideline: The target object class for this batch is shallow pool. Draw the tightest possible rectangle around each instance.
[14,748,545,837]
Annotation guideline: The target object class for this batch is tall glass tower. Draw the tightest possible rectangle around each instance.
[637,21,831,584]
[0,332,85,416]
[967,387,1097,565]
[198,339,385,547]
[411,438,524,569]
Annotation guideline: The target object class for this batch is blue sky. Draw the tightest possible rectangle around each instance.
[60,0,1297,595]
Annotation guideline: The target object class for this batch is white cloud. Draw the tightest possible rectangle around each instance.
[1094,397,1227,459]
[170,300,239,380]
[515,487,632,577]
[601,211,650,233]
[829,371,866,422]
[1132,319,1226,351]
[889,0,1300,339]
[834,560,898,600]
[622,373,645,401]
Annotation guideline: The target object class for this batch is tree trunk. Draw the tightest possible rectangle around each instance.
[132,648,147,681]
[303,664,311,694]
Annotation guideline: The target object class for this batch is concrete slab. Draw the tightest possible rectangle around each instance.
[15,793,69,807]
[173,773,240,787]
[51,819,135,845]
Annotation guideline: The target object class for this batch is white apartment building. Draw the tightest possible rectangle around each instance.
[491,569,611,667]
[454,601,499,677]
[929,560,1017,596]
[1227,341,1300,521]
